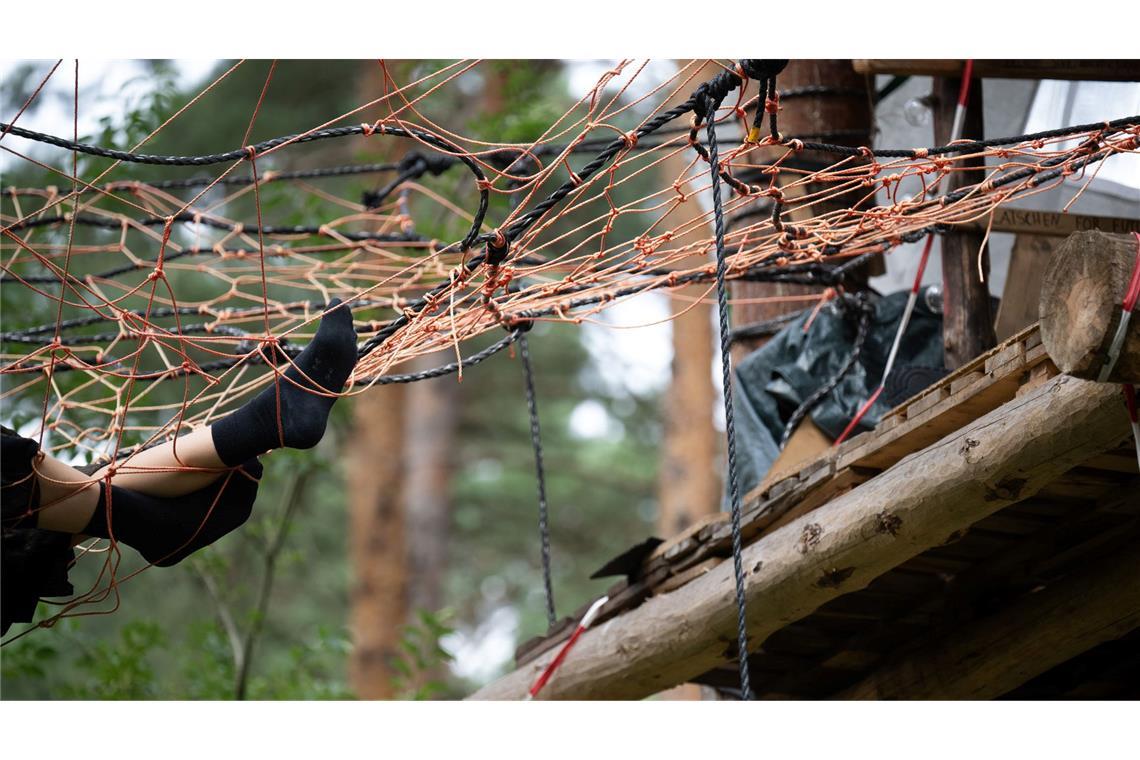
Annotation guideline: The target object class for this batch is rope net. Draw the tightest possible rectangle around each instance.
[2,58,1138,633]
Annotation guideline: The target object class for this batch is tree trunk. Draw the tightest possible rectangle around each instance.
[347,60,411,700]
[404,351,459,615]
[348,384,408,699]
[659,60,720,540]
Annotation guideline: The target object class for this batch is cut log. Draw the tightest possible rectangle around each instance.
[1040,230,1140,383]
[837,548,1140,699]
[468,375,1128,700]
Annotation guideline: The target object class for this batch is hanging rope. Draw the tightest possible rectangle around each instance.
[519,330,557,628]
[701,65,768,702]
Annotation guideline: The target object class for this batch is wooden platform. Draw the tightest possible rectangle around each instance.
[508,322,1139,699]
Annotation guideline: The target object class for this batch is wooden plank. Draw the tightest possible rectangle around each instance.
[653,558,723,595]
[964,208,1140,238]
[995,234,1054,341]
[853,59,1140,82]
[883,324,1038,421]
[470,376,1128,699]
[756,416,833,495]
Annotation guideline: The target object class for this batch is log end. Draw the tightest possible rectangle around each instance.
[1039,230,1139,381]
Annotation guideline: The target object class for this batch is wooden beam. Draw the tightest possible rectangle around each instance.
[1040,230,1140,383]
[934,74,997,368]
[468,375,1128,699]
[837,548,1140,699]
[963,208,1140,238]
[853,59,1140,82]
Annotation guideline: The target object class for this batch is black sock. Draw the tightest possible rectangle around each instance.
[81,459,262,567]
[211,299,357,466]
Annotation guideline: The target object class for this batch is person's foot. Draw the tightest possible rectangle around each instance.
[82,459,262,567]
[211,299,357,465]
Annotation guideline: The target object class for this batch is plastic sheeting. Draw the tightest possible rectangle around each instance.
[731,287,946,498]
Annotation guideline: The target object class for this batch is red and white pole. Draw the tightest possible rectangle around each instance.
[835,60,975,446]
[525,595,609,700]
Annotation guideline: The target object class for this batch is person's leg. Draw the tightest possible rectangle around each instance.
[92,426,225,498]
[27,447,262,567]
[32,453,101,534]
[91,298,357,497]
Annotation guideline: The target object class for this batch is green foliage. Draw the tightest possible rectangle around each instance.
[390,610,455,700]
[57,620,166,700]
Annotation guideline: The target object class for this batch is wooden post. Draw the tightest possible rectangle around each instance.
[1040,230,1140,383]
[469,375,1129,700]
[934,74,997,369]
[837,547,1140,699]
[404,351,458,615]
[731,60,875,354]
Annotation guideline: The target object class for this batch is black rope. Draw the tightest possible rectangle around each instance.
[779,293,873,447]
[727,308,808,346]
[518,331,556,628]
[0,121,490,253]
[704,84,754,701]
[796,114,1139,158]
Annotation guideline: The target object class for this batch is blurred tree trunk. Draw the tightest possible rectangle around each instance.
[659,61,721,540]
[655,60,723,702]
[404,353,459,615]
[348,384,408,699]
[347,60,412,700]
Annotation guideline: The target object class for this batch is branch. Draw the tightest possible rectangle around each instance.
[234,466,312,700]
[192,562,245,676]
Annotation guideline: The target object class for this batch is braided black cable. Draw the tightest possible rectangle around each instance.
[704,87,753,702]
[779,293,873,447]
[0,121,489,253]
[727,308,808,346]
[4,210,429,240]
[362,329,521,385]
[518,332,556,628]
[796,115,1139,158]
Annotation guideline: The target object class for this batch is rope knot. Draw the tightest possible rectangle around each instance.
[486,229,510,267]
[738,59,789,81]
